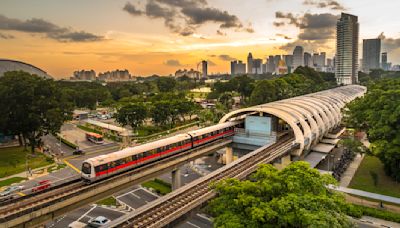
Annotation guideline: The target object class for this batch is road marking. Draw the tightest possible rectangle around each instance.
[187,221,201,228]
[131,193,141,199]
[140,187,160,198]
[197,213,212,222]
[16,192,26,196]
[63,159,81,173]
[77,205,96,222]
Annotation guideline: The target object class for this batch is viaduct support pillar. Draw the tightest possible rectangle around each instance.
[172,168,181,191]
[225,146,233,164]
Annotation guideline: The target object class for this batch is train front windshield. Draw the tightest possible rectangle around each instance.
[82,162,91,174]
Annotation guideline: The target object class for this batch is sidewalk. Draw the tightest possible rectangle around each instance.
[332,186,400,205]
[340,153,365,187]
[0,163,55,182]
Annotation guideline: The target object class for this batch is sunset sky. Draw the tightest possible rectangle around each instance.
[1,0,399,78]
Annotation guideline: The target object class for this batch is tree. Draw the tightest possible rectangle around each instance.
[150,101,172,126]
[345,81,400,181]
[156,77,176,92]
[250,80,277,105]
[0,71,72,153]
[209,162,355,228]
[115,103,148,129]
[218,92,234,111]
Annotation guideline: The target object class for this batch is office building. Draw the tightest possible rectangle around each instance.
[362,39,381,72]
[267,56,275,73]
[253,59,263,74]
[247,53,253,74]
[231,60,246,75]
[335,13,359,85]
[293,46,304,70]
[202,60,208,78]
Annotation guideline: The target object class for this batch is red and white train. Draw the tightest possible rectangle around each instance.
[81,121,242,182]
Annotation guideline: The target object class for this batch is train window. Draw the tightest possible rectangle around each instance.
[151,149,157,154]
[126,156,132,163]
[82,163,91,174]
[157,147,162,153]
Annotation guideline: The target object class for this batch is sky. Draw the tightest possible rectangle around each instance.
[0,0,399,78]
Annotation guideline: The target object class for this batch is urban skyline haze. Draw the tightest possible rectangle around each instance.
[0,0,399,78]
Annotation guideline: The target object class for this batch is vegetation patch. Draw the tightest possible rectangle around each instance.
[47,164,67,173]
[0,146,53,178]
[347,204,400,223]
[349,155,400,198]
[96,196,117,206]
[142,178,171,195]
[55,135,78,149]
[0,177,27,188]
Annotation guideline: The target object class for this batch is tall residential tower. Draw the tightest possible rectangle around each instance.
[293,46,304,70]
[335,13,359,85]
[362,39,381,73]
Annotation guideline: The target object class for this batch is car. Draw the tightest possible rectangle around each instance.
[32,180,51,193]
[88,216,110,227]
[73,149,85,155]
[0,185,24,196]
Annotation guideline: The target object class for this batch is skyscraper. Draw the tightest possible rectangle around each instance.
[267,55,275,73]
[247,53,253,74]
[362,39,381,72]
[381,52,388,70]
[335,13,359,85]
[304,52,312,67]
[253,59,263,74]
[201,60,208,78]
[231,60,246,75]
[293,46,304,70]
[283,55,293,73]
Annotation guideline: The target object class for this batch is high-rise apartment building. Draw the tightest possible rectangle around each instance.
[283,55,293,73]
[201,60,208,78]
[304,52,312,67]
[335,13,359,85]
[267,55,275,73]
[72,70,96,81]
[381,52,388,70]
[247,53,253,74]
[231,60,246,75]
[253,59,263,74]
[293,46,304,70]
[362,39,381,72]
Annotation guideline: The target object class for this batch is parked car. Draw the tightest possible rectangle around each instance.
[0,185,24,196]
[88,216,110,227]
[32,180,51,193]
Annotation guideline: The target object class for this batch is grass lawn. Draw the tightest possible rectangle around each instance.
[349,155,400,198]
[0,177,27,188]
[0,146,53,178]
[142,179,171,195]
[96,196,117,206]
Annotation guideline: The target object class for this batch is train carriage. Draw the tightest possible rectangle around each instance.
[81,134,191,182]
[188,121,241,147]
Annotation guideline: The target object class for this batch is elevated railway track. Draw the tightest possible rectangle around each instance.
[0,139,232,228]
[109,136,297,228]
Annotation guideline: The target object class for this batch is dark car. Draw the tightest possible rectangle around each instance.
[73,149,84,155]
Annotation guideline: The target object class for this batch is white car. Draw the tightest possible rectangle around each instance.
[0,185,24,196]
[88,216,110,227]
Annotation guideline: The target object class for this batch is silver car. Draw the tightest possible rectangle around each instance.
[0,185,24,196]
[88,216,110,227]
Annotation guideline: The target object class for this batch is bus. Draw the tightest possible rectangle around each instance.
[86,132,104,144]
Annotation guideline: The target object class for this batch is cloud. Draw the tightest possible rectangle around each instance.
[164,59,183,66]
[276,33,292,40]
[303,0,346,11]
[218,54,235,61]
[0,14,103,42]
[379,32,400,51]
[207,60,217,66]
[274,12,338,52]
[216,30,226,36]
[0,32,14,39]
[123,0,253,36]
[123,2,143,15]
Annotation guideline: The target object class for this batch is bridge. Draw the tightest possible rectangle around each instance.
[0,85,366,228]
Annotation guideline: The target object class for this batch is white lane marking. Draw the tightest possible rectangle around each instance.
[77,205,96,222]
[187,221,201,228]
[196,213,212,222]
[140,187,160,198]
[131,193,141,199]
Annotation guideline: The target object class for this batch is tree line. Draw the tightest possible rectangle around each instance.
[345,75,400,181]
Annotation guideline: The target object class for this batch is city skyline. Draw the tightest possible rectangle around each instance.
[0,0,400,78]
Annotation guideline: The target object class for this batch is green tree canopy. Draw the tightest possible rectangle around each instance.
[0,71,72,152]
[345,78,400,181]
[209,162,355,228]
[115,103,148,129]
[156,77,176,92]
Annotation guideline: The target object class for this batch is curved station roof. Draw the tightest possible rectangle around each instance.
[220,85,366,156]
[0,59,52,79]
